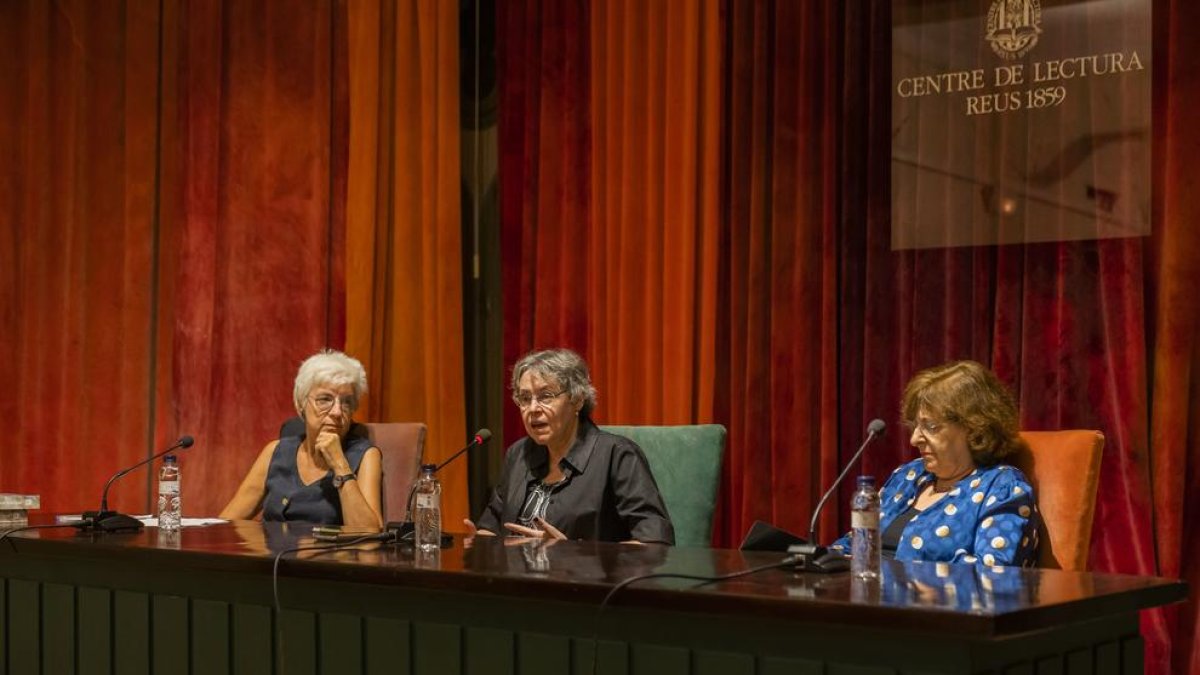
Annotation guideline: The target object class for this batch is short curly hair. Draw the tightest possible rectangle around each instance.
[510,348,598,418]
[901,360,1023,466]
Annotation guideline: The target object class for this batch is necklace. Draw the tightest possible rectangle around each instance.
[931,471,971,494]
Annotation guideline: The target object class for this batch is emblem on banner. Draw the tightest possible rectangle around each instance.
[985,0,1042,60]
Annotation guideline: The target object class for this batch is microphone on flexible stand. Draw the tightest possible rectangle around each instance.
[787,419,886,573]
[387,429,492,541]
[79,435,195,533]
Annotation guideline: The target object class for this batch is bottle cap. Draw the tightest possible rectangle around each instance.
[856,475,875,487]
[164,455,178,464]
[420,463,437,473]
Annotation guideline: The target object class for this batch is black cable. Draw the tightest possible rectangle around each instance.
[0,522,88,552]
[588,559,795,675]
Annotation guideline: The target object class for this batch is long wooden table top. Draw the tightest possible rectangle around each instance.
[4,518,1185,639]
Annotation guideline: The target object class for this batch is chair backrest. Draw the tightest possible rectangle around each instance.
[277,418,426,523]
[1010,430,1104,571]
[365,422,427,523]
[600,424,726,547]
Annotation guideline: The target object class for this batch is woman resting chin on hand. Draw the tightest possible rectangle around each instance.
[219,350,383,530]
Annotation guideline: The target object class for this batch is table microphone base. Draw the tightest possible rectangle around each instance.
[787,543,850,573]
[385,522,453,548]
[386,521,415,541]
[78,511,145,533]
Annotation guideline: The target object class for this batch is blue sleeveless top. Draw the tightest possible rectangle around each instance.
[262,427,373,525]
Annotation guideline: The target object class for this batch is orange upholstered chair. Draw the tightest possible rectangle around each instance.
[1010,430,1104,571]
[364,422,427,523]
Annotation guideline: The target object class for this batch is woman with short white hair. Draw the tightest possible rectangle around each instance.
[220,350,383,528]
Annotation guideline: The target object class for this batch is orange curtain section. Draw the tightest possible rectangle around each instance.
[587,0,721,426]
[0,0,162,513]
[345,0,468,526]
[499,0,721,443]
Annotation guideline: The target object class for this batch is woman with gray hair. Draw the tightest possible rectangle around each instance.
[219,350,383,529]
[466,348,674,544]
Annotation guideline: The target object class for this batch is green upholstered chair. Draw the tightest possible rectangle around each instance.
[601,424,726,547]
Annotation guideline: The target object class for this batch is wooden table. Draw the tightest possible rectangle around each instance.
[0,519,1185,675]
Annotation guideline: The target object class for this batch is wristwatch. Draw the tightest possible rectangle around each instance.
[332,472,357,489]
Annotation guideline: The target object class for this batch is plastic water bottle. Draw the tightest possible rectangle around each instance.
[413,464,442,552]
[157,455,181,532]
[851,475,881,579]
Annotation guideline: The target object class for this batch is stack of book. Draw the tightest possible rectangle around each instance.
[0,494,40,529]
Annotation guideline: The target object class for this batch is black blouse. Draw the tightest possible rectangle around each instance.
[476,420,675,544]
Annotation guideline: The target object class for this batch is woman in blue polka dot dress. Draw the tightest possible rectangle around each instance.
[831,361,1040,567]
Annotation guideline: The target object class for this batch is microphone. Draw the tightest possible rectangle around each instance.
[434,428,492,473]
[788,419,886,573]
[388,429,492,540]
[79,435,195,533]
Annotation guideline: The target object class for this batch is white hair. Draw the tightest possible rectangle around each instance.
[293,349,368,413]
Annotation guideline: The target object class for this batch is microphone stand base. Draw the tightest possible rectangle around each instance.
[385,521,415,543]
[385,522,454,548]
[78,511,146,533]
[786,543,849,574]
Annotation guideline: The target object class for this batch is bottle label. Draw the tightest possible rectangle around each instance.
[851,511,878,529]
[159,481,180,495]
[415,493,437,509]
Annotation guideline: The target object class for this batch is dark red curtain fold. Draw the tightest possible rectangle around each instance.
[1152,2,1200,670]
[498,0,593,446]
[714,0,843,541]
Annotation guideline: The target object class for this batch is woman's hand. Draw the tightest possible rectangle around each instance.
[463,518,497,537]
[313,431,351,472]
[463,518,496,547]
[503,517,566,540]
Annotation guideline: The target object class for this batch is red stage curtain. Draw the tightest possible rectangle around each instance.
[344,0,470,527]
[498,1,1200,671]
[0,0,348,518]
[0,0,163,514]
[0,0,470,525]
